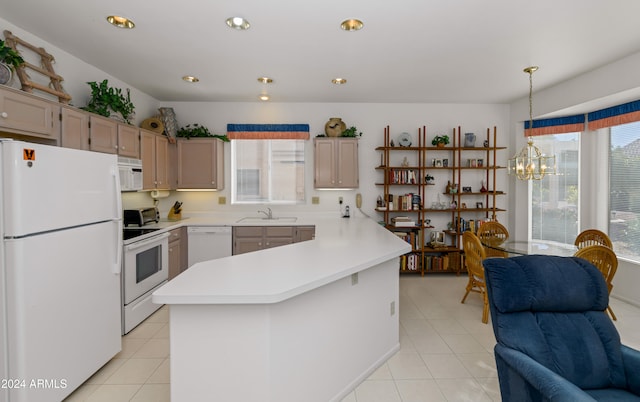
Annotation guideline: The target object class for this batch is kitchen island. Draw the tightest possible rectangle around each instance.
[152,216,410,402]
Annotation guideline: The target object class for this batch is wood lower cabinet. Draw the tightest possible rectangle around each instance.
[177,138,224,190]
[314,137,359,189]
[0,85,60,142]
[233,226,295,255]
[141,130,170,190]
[294,226,315,242]
[168,227,188,280]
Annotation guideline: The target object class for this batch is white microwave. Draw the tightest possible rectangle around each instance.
[118,156,143,191]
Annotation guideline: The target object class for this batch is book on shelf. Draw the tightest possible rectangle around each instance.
[399,253,420,272]
[391,216,416,227]
[387,193,419,211]
[393,221,416,227]
[389,169,417,185]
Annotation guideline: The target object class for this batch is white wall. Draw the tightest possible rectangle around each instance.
[0,18,159,125]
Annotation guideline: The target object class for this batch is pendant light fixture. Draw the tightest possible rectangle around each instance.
[507,66,557,180]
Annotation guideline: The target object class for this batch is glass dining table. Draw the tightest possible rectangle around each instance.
[482,240,578,257]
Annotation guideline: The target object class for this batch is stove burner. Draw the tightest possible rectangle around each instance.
[123,228,161,241]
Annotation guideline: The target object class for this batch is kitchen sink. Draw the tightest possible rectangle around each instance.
[236,216,298,223]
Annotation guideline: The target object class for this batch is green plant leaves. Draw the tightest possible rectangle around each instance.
[0,40,24,69]
[81,79,135,124]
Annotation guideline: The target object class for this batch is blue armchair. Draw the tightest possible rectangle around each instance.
[482,255,640,401]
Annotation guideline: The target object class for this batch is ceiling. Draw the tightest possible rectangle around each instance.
[2,0,640,105]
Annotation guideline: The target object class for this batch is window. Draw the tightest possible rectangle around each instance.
[531,133,580,244]
[610,121,640,261]
[231,140,305,204]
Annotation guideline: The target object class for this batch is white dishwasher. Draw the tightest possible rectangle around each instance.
[187,226,233,267]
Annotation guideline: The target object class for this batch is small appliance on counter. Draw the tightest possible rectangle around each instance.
[124,207,159,227]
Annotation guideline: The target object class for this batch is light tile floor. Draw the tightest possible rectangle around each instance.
[64,274,640,402]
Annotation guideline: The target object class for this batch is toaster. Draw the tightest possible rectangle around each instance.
[123,207,160,226]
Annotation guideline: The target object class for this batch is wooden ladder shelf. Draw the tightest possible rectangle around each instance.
[3,30,71,104]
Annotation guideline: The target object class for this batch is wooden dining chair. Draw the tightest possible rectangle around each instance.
[461,231,489,323]
[477,221,509,258]
[574,229,613,250]
[574,244,618,320]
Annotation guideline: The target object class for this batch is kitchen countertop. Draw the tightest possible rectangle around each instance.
[152,215,410,305]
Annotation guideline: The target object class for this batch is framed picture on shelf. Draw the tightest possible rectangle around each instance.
[468,159,477,167]
[430,231,445,245]
[477,159,484,167]
[442,158,449,167]
[476,202,484,209]
[461,202,467,209]
[462,186,472,193]
[435,159,443,167]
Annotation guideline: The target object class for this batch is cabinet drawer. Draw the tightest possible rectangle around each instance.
[234,226,263,237]
[169,228,182,241]
[265,226,294,237]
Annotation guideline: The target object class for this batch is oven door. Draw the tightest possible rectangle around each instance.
[123,232,169,304]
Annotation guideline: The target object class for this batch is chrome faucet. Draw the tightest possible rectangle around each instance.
[258,207,273,219]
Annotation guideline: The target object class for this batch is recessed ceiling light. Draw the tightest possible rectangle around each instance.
[332,78,347,85]
[340,19,363,31]
[182,75,199,83]
[106,15,135,29]
[257,77,273,84]
[226,17,250,30]
[259,94,270,101]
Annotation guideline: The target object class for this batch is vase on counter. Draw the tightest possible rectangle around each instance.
[325,117,346,137]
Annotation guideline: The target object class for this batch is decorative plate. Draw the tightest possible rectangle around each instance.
[398,132,412,147]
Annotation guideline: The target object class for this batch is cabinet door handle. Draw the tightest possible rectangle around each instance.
[0,112,7,118]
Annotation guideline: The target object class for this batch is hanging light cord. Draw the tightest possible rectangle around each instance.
[525,66,538,140]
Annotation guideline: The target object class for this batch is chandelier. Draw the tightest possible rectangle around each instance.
[507,66,557,180]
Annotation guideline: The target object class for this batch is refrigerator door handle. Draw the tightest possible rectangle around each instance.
[113,165,123,219]
[112,164,123,275]
[113,220,123,275]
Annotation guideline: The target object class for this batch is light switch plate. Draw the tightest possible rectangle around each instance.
[312,196,320,204]
[218,196,226,204]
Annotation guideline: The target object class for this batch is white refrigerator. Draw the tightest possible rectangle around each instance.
[0,140,123,402]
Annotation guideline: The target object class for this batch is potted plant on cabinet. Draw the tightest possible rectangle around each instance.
[176,123,229,141]
[81,79,136,124]
[432,135,450,147]
[341,126,362,137]
[0,39,24,85]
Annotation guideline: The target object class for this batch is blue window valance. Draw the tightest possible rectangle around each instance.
[227,124,310,140]
[523,114,585,136]
[587,100,640,130]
